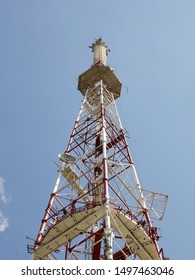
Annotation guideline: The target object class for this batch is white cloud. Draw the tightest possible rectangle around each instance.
[0,211,9,232]
[0,176,8,203]
[0,176,9,232]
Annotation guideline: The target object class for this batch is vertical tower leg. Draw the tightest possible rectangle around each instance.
[100,79,113,260]
[34,171,62,251]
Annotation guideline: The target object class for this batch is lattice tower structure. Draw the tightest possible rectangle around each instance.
[31,38,168,260]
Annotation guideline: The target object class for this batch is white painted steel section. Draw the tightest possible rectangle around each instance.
[53,171,62,193]
[100,80,107,162]
[100,79,113,260]
[34,206,160,260]
[110,208,160,260]
[34,206,104,259]
[130,164,147,209]
[36,171,62,246]
[61,165,90,203]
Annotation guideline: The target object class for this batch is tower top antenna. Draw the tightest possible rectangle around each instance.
[89,38,110,66]
[78,38,121,99]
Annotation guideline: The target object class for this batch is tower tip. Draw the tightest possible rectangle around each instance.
[89,38,110,66]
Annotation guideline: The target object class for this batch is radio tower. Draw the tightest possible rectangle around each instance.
[30,38,168,260]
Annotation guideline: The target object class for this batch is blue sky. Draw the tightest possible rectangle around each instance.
[0,0,195,260]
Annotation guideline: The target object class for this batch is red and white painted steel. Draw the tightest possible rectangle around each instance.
[31,38,168,260]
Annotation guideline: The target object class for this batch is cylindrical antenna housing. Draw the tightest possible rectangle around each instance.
[89,38,110,66]
[78,38,121,99]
